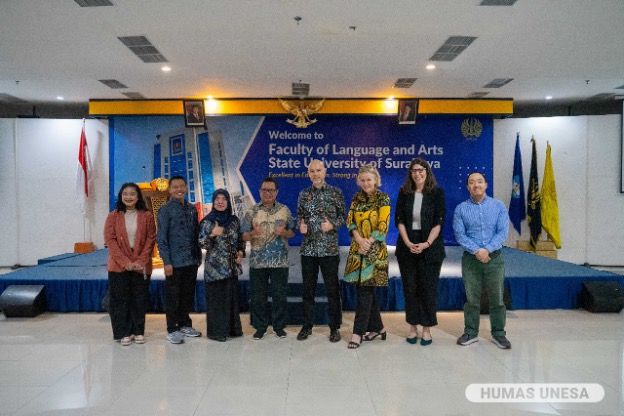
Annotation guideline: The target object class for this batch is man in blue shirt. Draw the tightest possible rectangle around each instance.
[157,176,202,344]
[453,172,511,349]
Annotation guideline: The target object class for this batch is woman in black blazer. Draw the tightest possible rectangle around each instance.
[395,158,446,345]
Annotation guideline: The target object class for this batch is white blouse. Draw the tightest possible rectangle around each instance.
[411,192,423,230]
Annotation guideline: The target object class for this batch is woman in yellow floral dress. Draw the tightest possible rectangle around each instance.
[344,165,391,349]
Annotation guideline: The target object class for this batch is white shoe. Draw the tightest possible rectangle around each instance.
[120,336,133,346]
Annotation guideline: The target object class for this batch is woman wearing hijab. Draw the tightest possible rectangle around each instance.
[199,189,245,342]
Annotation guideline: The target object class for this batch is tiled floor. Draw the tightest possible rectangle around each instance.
[0,310,623,416]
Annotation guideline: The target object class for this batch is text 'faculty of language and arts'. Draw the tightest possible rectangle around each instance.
[237,115,493,246]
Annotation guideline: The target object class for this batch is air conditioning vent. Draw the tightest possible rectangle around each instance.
[98,79,127,89]
[394,78,417,88]
[430,36,477,61]
[122,92,145,99]
[483,78,513,88]
[468,92,490,98]
[479,0,517,5]
[118,36,168,63]
[292,82,310,96]
[74,0,113,6]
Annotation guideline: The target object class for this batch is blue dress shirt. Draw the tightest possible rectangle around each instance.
[453,195,509,254]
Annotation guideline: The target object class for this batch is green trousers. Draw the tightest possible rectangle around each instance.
[461,251,506,337]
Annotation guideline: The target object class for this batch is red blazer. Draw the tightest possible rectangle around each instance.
[104,210,156,275]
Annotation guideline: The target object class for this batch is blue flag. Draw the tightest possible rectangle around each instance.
[509,133,526,234]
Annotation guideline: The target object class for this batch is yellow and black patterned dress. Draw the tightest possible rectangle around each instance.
[343,190,391,287]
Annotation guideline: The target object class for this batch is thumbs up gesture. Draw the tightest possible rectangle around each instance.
[320,217,333,233]
[211,221,224,237]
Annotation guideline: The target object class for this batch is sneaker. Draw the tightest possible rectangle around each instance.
[253,330,265,340]
[297,327,312,341]
[275,329,287,338]
[208,335,227,342]
[120,336,133,346]
[492,335,512,350]
[180,326,202,337]
[166,331,185,344]
[134,335,145,344]
[457,333,478,346]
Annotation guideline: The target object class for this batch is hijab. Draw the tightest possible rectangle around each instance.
[205,188,235,227]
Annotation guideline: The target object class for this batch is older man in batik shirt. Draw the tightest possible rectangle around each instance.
[242,177,295,340]
[296,159,346,342]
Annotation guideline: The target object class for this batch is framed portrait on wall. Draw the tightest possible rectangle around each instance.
[398,99,418,125]
[183,100,205,127]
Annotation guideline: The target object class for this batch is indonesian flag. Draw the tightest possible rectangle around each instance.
[75,124,92,213]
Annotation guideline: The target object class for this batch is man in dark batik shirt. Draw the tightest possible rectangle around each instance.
[296,159,346,342]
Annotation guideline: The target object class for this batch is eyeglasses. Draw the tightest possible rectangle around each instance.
[410,168,426,173]
[260,188,277,193]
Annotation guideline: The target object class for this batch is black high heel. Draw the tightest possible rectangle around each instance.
[363,331,387,341]
[348,335,362,349]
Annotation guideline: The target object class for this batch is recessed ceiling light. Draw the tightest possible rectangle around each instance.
[56,96,64,100]
[161,66,171,72]
[545,96,553,100]
[426,64,436,70]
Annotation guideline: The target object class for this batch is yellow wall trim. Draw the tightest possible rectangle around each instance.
[89,98,513,116]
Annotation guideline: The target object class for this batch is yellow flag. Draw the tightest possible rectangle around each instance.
[540,143,561,248]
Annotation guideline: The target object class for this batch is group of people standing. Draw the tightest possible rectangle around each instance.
[104,157,511,350]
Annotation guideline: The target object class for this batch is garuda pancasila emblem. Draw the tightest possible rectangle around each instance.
[278,98,325,128]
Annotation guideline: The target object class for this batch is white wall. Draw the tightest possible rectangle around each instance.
[586,115,624,265]
[1,115,622,266]
[0,119,109,266]
[494,115,624,265]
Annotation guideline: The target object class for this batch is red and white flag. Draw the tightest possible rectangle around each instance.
[75,123,92,213]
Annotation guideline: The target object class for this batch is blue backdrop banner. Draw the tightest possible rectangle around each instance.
[110,114,493,246]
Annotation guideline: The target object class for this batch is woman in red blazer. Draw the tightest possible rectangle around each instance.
[104,183,156,346]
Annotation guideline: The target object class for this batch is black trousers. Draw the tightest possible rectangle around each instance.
[250,267,288,332]
[108,271,150,339]
[353,285,384,336]
[165,265,198,333]
[301,255,342,330]
[397,253,442,327]
[205,278,242,338]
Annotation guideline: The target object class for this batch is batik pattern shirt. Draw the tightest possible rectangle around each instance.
[297,183,345,257]
[157,199,201,268]
[241,202,295,269]
[199,216,245,282]
[343,190,391,287]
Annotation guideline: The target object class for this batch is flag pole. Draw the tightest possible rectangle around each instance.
[82,119,87,242]
[74,118,94,254]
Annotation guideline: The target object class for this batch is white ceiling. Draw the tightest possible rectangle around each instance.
[1,0,623,104]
